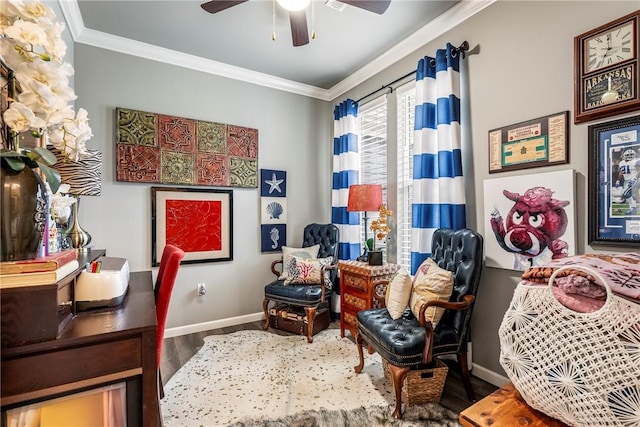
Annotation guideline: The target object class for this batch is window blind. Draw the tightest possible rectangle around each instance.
[358,95,387,247]
[396,83,415,271]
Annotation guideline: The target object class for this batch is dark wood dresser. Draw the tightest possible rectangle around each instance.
[1,251,158,426]
[338,260,400,339]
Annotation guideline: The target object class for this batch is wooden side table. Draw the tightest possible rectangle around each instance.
[459,382,568,427]
[1,271,159,426]
[338,260,400,339]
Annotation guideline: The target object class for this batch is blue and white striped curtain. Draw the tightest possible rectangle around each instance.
[411,43,466,274]
[331,99,361,260]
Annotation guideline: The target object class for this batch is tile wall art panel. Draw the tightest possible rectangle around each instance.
[115,107,258,188]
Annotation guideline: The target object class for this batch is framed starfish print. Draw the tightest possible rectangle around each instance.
[260,169,286,197]
[151,187,233,265]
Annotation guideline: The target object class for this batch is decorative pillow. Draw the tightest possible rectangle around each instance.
[278,245,320,280]
[283,256,333,286]
[385,267,413,320]
[409,258,454,326]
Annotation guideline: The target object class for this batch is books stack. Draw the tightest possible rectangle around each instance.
[0,249,80,288]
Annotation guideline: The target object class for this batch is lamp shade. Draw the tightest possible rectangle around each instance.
[54,148,103,196]
[347,184,382,212]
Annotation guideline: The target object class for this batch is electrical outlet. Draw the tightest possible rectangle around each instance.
[197,283,206,296]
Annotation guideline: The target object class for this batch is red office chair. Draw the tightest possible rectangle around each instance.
[154,244,185,399]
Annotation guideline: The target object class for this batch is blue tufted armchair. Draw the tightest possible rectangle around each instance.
[262,223,339,343]
[354,228,484,418]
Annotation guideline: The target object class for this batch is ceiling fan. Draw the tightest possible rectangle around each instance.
[200,0,391,47]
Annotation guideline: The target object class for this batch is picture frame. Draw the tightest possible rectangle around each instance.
[151,187,233,265]
[483,169,577,271]
[588,114,640,247]
[574,10,640,124]
[259,169,287,252]
[488,111,569,173]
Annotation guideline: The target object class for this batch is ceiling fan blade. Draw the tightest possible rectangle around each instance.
[289,10,309,47]
[339,0,391,15]
[200,0,248,14]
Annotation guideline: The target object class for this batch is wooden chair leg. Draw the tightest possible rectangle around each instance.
[158,368,164,400]
[304,306,316,343]
[458,351,476,402]
[262,299,270,331]
[354,332,365,373]
[387,363,410,419]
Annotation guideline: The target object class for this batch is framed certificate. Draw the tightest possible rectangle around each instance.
[488,111,569,173]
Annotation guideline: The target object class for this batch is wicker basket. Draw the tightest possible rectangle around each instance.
[383,358,448,405]
[499,265,640,426]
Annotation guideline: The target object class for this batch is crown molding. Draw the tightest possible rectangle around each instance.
[59,0,495,102]
[327,0,496,101]
[58,0,328,100]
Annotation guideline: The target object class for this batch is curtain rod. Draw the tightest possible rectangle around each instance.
[354,41,469,105]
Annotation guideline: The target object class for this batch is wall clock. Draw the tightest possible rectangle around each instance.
[574,10,640,124]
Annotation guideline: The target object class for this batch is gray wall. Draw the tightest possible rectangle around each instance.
[74,45,331,329]
[73,1,639,381]
[332,1,639,379]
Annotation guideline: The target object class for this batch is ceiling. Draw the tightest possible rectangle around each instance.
[65,0,491,99]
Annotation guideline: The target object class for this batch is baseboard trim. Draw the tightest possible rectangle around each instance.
[471,363,510,387]
[164,312,265,338]
[166,313,511,389]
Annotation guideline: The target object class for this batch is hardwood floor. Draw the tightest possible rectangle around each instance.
[160,319,498,414]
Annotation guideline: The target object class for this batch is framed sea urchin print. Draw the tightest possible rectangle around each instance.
[151,187,233,265]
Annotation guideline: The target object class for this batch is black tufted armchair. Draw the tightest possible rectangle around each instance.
[354,228,483,418]
[263,223,339,343]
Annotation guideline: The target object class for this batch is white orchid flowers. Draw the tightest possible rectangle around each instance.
[1,0,92,161]
[46,182,76,224]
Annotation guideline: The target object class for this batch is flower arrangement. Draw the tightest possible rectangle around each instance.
[1,0,92,193]
[369,204,393,250]
[47,182,75,224]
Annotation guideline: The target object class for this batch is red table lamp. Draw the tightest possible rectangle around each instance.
[347,184,382,261]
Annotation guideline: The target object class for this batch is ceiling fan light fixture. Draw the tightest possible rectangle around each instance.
[324,0,347,12]
[277,0,311,11]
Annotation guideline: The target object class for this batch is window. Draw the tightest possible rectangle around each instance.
[358,95,387,248]
[359,96,387,188]
[396,83,415,271]
[356,86,414,271]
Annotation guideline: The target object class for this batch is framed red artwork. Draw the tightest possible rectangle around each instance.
[151,187,233,265]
